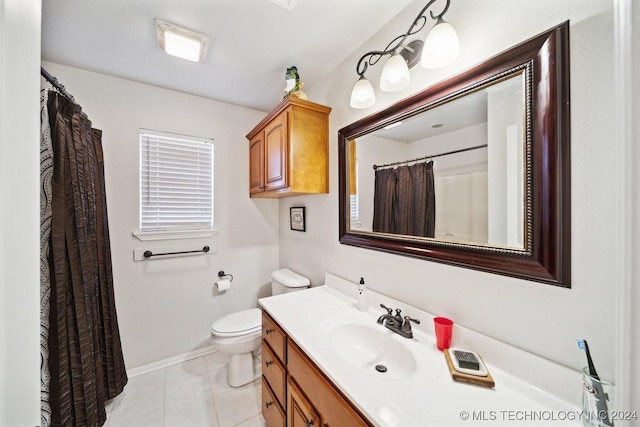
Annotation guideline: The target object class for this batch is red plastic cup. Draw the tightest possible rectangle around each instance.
[433,317,453,351]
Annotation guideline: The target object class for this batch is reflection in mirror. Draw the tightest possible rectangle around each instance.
[350,72,525,249]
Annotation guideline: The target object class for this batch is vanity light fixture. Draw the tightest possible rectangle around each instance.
[349,0,460,109]
[155,19,209,62]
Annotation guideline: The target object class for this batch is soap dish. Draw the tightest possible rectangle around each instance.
[444,349,495,388]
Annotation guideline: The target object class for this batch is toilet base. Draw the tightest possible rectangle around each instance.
[227,351,260,387]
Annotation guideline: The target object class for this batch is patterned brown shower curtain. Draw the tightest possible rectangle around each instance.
[372,161,435,237]
[47,92,127,427]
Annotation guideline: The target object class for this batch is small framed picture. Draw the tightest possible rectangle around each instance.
[290,207,306,232]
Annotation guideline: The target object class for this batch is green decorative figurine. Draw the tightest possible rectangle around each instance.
[283,66,307,100]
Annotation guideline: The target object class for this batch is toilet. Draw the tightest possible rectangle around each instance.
[210,268,310,387]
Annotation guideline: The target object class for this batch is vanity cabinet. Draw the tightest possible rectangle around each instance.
[287,341,369,427]
[247,97,331,198]
[262,312,287,427]
[261,311,371,427]
[287,378,320,427]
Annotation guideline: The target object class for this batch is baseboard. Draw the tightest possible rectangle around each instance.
[127,345,218,378]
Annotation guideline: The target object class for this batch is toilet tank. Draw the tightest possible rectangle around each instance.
[270,268,310,295]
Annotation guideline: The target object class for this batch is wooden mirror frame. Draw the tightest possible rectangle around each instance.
[338,22,570,287]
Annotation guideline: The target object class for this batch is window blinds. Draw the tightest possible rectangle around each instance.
[140,130,213,232]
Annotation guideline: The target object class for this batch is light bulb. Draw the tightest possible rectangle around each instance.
[350,76,375,109]
[380,53,410,92]
[421,19,460,69]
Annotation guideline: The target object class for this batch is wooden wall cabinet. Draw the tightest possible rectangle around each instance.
[261,312,371,427]
[247,97,331,198]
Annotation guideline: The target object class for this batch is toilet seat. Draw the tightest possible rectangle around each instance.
[211,308,261,337]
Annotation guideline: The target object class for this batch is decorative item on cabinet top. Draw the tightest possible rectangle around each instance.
[246,96,331,198]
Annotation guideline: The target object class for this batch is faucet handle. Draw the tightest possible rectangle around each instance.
[380,303,393,315]
[395,308,402,317]
[403,315,420,325]
[401,316,421,334]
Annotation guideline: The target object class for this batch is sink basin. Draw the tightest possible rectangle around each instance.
[319,316,441,382]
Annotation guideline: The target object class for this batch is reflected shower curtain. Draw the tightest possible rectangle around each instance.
[44,91,127,426]
[372,161,435,237]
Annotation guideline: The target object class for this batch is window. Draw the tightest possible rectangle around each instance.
[350,193,359,221]
[139,129,213,234]
[350,163,359,222]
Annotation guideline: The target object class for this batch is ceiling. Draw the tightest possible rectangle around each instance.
[42,0,415,112]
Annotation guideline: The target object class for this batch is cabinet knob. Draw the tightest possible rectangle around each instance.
[266,360,273,367]
[265,328,274,335]
[265,401,273,408]
[306,421,314,427]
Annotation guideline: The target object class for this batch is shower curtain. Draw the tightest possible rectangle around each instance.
[40,87,127,427]
[373,161,435,237]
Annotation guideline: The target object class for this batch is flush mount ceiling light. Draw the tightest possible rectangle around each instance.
[350,0,460,109]
[155,19,209,62]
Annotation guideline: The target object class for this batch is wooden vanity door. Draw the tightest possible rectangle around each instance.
[287,378,319,427]
[264,112,288,192]
[249,133,265,194]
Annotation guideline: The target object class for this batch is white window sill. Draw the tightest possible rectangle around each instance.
[133,229,218,241]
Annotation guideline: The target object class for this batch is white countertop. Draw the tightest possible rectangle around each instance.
[259,283,582,427]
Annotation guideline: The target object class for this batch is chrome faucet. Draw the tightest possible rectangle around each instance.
[377,304,420,338]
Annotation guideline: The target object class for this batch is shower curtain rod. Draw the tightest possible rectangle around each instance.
[41,67,75,103]
[372,144,488,170]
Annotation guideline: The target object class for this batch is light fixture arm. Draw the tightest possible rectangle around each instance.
[355,0,451,77]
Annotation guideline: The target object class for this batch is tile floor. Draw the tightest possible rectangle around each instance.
[105,352,266,427]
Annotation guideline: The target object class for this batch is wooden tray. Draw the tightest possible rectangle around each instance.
[444,350,495,388]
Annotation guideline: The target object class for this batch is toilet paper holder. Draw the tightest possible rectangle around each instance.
[217,271,234,282]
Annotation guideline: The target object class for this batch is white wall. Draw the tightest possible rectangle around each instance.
[41,62,280,369]
[280,0,621,394]
[633,0,640,410]
[0,0,42,425]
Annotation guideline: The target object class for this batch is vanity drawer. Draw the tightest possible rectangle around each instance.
[288,341,371,427]
[262,379,285,427]
[262,340,286,406]
[262,312,287,363]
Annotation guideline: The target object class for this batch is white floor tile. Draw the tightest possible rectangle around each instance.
[208,366,234,397]
[213,382,261,427]
[108,387,164,427]
[166,357,208,386]
[234,414,266,427]
[121,368,165,399]
[106,355,263,427]
[164,397,219,427]
[165,375,213,417]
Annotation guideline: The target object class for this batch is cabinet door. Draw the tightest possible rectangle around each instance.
[263,312,287,363]
[288,378,320,427]
[288,342,369,427]
[249,133,265,194]
[262,341,286,406]
[263,380,286,427]
[264,112,288,191]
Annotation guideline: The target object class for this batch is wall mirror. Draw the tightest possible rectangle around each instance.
[338,22,571,287]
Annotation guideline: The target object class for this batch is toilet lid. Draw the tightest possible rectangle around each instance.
[271,268,310,288]
[211,308,262,337]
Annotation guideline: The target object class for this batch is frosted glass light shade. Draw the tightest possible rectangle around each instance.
[155,19,209,63]
[379,54,410,92]
[350,76,376,109]
[164,32,203,62]
[421,20,460,69]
